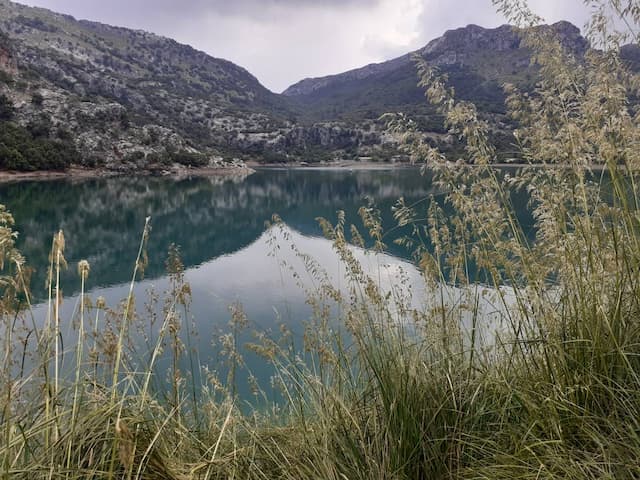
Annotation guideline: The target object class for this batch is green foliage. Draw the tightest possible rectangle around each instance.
[259,149,288,163]
[167,149,209,167]
[0,70,12,85]
[26,114,52,138]
[0,94,13,121]
[0,120,79,171]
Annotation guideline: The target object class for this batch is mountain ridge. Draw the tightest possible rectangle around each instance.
[283,21,587,96]
[2,1,629,171]
[283,21,588,115]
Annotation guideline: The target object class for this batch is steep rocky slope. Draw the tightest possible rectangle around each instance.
[0,0,294,170]
[0,0,399,169]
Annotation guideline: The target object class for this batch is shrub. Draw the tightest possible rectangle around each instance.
[0,121,79,171]
[0,93,14,120]
[168,149,209,167]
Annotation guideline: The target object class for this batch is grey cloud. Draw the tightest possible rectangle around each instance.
[416,1,504,46]
[361,34,417,61]
[24,0,381,22]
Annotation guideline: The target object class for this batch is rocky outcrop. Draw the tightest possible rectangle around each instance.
[0,30,16,76]
[0,45,16,75]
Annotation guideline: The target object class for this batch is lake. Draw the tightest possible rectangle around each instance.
[0,167,526,404]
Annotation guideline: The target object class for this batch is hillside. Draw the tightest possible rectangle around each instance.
[2,1,635,170]
[0,0,295,170]
[284,21,638,160]
[284,22,588,121]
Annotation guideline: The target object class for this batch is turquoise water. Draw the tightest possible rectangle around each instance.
[0,169,444,398]
[2,168,438,295]
[0,167,527,404]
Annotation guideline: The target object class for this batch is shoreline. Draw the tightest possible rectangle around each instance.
[0,161,631,183]
[248,160,418,171]
[249,159,629,171]
[0,165,255,183]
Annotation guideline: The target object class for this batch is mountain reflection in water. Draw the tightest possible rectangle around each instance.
[2,167,530,403]
[1,168,438,299]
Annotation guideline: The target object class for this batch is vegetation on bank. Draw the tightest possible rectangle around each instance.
[0,93,80,171]
[0,92,212,171]
[1,1,640,479]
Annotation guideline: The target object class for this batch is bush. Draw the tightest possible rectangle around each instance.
[0,121,80,171]
[168,149,208,167]
[0,93,14,120]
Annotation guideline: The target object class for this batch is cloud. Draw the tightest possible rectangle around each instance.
[415,0,504,46]
[203,0,383,16]
[22,0,382,23]
[359,0,425,59]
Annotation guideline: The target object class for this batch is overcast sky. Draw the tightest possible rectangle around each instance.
[18,0,592,92]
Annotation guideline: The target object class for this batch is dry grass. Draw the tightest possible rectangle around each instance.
[2,1,640,478]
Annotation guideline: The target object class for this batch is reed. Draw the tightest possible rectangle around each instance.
[1,1,639,478]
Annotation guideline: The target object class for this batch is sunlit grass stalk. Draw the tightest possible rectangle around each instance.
[111,216,150,402]
[139,304,173,406]
[52,229,65,443]
[203,402,234,480]
[65,260,89,473]
[92,296,104,388]
[42,233,56,450]
[182,302,201,428]
[103,217,150,479]
[2,313,13,479]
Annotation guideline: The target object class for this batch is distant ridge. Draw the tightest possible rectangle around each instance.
[283,21,589,120]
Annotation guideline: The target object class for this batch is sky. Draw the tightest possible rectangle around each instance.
[18,0,593,93]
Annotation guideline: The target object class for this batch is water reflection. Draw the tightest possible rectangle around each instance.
[2,167,530,404]
[1,168,438,300]
[26,224,513,404]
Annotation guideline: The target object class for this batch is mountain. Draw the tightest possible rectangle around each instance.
[284,22,588,119]
[1,1,630,170]
[282,21,599,160]
[0,0,400,169]
[0,0,295,170]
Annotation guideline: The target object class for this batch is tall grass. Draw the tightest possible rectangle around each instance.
[2,0,640,478]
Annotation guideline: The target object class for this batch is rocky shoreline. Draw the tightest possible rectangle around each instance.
[0,164,255,183]
[247,160,419,170]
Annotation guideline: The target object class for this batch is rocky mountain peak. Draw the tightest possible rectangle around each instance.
[283,21,588,97]
[422,24,518,57]
[420,21,587,67]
